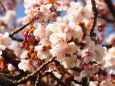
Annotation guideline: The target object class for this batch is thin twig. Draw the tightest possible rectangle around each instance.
[35,73,41,86]
[90,0,99,35]
[13,57,56,85]
[9,22,31,38]
[9,16,39,38]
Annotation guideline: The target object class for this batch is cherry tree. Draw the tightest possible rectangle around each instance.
[0,0,115,86]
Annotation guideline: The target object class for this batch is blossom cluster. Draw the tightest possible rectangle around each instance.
[0,0,115,86]
[18,0,115,77]
[0,32,11,55]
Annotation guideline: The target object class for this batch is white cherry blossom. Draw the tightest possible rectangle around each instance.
[0,32,11,50]
[18,59,34,72]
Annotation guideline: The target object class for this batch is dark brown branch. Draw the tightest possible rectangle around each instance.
[13,57,56,85]
[0,57,52,86]
[9,16,39,38]
[105,0,115,21]
[90,0,99,35]
[9,22,31,38]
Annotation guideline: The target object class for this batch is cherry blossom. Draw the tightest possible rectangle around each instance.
[0,32,11,50]
[18,59,34,72]
[0,0,115,86]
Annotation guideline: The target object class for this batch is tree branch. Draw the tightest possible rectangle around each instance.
[35,73,41,86]
[13,57,56,85]
[9,16,39,38]
[90,0,99,35]
[9,22,31,38]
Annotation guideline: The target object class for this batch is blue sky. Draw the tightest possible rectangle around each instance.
[16,2,25,18]
[15,1,115,39]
